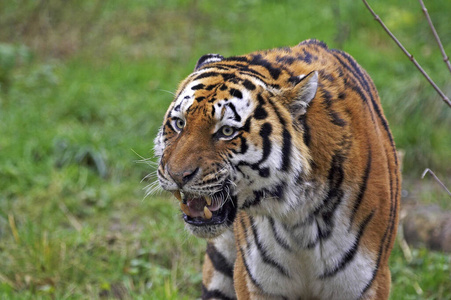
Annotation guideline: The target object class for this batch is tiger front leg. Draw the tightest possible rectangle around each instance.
[201,229,237,300]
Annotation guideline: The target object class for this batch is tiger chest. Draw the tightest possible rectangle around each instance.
[235,212,376,300]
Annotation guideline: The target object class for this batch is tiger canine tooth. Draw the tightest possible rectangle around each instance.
[173,190,182,202]
[204,206,212,219]
[204,195,212,206]
[180,203,190,216]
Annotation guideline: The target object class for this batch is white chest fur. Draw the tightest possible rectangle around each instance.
[241,204,375,300]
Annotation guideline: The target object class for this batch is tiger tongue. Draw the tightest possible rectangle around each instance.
[187,196,208,218]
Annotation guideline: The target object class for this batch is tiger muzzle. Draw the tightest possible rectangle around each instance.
[172,187,235,227]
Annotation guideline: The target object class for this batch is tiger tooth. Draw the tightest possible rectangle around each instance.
[205,195,212,206]
[173,190,182,202]
[180,203,190,216]
[204,206,212,219]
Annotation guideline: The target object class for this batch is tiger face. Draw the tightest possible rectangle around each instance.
[154,54,318,238]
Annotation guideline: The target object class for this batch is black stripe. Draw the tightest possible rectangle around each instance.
[249,216,290,277]
[237,216,263,290]
[164,119,175,134]
[361,222,389,295]
[224,56,250,63]
[256,93,266,105]
[333,50,399,241]
[206,243,234,278]
[243,79,256,90]
[193,71,222,81]
[332,50,373,99]
[268,217,291,251]
[238,245,263,291]
[205,84,219,91]
[212,63,247,70]
[224,103,241,122]
[265,97,294,171]
[225,195,239,227]
[360,158,397,296]
[202,285,236,300]
[242,116,252,133]
[249,54,282,80]
[241,190,264,210]
[157,168,165,179]
[267,98,286,126]
[330,52,377,128]
[320,210,375,279]
[254,106,267,120]
[319,69,334,82]
[238,69,268,82]
[383,149,399,256]
[221,73,235,81]
[298,115,311,147]
[281,129,292,172]
[332,50,397,162]
[239,136,248,154]
[308,136,351,247]
[229,88,243,99]
[299,39,328,49]
[349,148,372,227]
[320,85,347,127]
[192,83,205,90]
[359,146,399,295]
[258,122,272,164]
[204,65,231,71]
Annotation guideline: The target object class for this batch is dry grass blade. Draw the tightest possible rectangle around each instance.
[8,214,20,244]
[362,0,451,108]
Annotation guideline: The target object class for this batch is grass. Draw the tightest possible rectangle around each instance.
[0,0,450,299]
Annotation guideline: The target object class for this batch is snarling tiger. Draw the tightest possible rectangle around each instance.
[154,39,400,300]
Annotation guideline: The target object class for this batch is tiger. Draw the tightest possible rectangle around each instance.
[153,39,400,300]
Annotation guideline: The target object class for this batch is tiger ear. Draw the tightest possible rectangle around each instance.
[194,54,224,71]
[288,71,318,117]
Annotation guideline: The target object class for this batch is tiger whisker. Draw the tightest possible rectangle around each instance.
[157,89,176,96]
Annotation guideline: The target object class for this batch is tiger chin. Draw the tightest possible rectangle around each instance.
[153,39,400,300]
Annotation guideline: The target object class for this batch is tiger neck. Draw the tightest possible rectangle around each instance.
[242,178,357,250]
[241,179,324,229]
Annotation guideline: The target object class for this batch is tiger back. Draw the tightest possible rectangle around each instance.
[154,39,401,300]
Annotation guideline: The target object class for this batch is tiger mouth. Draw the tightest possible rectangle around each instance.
[172,189,235,227]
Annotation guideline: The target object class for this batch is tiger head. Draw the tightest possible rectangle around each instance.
[154,53,318,238]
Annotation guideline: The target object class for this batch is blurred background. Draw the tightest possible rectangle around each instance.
[0,0,450,299]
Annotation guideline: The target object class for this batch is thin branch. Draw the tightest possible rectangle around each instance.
[418,0,451,75]
[362,0,451,108]
[422,168,451,197]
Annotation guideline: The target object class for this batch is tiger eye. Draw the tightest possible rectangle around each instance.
[175,118,185,130]
[221,126,234,136]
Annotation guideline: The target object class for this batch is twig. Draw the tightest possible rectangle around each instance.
[418,0,451,75]
[362,0,451,108]
[422,168,451,197]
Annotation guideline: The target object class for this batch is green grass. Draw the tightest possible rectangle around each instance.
[0,0,450,299]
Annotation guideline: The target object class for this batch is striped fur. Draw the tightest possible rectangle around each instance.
[154,39,400,300]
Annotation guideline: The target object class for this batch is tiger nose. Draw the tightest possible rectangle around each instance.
[168,167,199,188]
